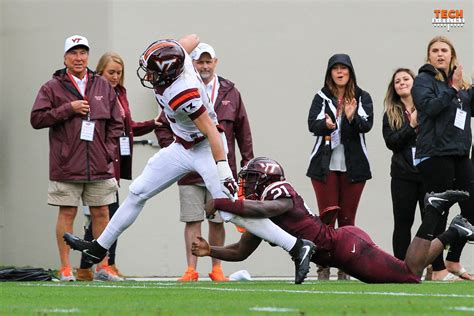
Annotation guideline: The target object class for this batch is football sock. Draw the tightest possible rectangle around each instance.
[289,239,303,257]
[97,192,146,249]
[80,260,93,269]
[229,216,297,252]
[415,205,442,240]
[436,228,458,247]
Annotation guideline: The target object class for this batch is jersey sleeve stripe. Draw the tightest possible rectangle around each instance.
[188,105,206,120]
[169,88,200,111]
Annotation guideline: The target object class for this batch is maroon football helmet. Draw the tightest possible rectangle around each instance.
[238,157,285,200]
[137,40,185,88]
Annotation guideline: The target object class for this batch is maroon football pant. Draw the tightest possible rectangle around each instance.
[314,225,420,283]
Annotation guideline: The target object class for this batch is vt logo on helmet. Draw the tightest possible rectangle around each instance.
[238,157,285,200]
[137,40,185,88]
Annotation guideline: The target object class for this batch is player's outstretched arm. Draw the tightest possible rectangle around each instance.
[192,233,262,261]
[178,34,199,54]
[210,198,293,218]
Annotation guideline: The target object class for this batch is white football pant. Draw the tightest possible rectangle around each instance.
[97,138,296,252]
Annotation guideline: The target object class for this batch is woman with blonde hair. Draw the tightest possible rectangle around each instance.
[412,36,474,281]
[383,68,425,261]
[76,52,159,281]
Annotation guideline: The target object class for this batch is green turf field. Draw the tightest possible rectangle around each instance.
[1,280,473,315]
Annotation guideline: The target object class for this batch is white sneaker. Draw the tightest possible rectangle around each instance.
[94,266,124,282]
[229,270,252,281]
[59,266,76,282]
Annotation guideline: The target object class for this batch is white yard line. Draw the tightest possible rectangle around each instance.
[451,307,474,312]
[22,282,474,299]
[34,308,80,313]
[250,306,299,312]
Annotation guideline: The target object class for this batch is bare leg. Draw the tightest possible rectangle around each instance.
[426,239,447,265]
[406,237,447,277]
[184,221,202,270]
[56,206,78,268]
[208,221,225,268]
[405,237,431,277]
[90,205,110,269]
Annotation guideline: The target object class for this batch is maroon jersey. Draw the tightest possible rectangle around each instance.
[262,181,326,244]
[261,181,420,283]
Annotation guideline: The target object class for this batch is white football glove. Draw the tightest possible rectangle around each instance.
[216,160,237,200]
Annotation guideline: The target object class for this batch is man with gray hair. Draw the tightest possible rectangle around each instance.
[31,35,123,281]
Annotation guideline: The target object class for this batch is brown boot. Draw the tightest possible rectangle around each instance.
[317,266,330,280]
[337,269,350,280]
[76,268,93,281]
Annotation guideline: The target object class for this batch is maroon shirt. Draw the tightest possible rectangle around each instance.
[262,181,420,283]
[155,76,253,183]
[114,85,156,181]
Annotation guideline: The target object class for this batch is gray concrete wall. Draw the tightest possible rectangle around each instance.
[0,0,4,263]
[1,0,472,278]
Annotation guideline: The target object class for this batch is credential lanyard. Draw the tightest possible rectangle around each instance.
[116,97,131,156]
[67,71,90,120]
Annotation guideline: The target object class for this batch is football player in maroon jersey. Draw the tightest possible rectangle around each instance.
[192,157,474,283]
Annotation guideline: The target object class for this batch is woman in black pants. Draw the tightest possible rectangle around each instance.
[412,36,474,280]
[383,68,426,261]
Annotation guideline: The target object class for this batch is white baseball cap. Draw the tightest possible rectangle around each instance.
[191,43,216,60]
[64,35,89,54]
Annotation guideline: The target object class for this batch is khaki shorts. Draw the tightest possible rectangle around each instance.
[48,178,118,207]
[179,185,223,223]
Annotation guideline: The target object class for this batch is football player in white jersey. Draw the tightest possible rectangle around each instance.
[64,35,315,284]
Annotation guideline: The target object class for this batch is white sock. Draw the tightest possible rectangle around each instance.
[229,216,297,252]
[97,192,146,249]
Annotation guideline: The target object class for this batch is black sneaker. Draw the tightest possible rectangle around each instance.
[292,239,315,284]
[424,190,469,215]
[63,233,107,264]
[449,215,474,241]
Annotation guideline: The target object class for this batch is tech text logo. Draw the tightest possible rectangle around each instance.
[432,9,464,32]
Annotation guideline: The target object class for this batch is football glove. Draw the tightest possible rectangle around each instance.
[216,160,237,200]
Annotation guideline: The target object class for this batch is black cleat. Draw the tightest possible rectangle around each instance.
[292,239,315,284]
[63,233,107,264]
[424,190,469,215]
[449,215,474,242]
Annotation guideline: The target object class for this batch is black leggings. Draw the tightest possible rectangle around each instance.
[417,155,474,271]
[390,177,425,260]
[80,192,119,268]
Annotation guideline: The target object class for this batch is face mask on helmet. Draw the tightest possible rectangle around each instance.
[238,157,285,200]
[137,40,185,88]
[238,171,262,200]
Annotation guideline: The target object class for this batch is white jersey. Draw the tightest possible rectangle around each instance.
[154,43,218,143]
